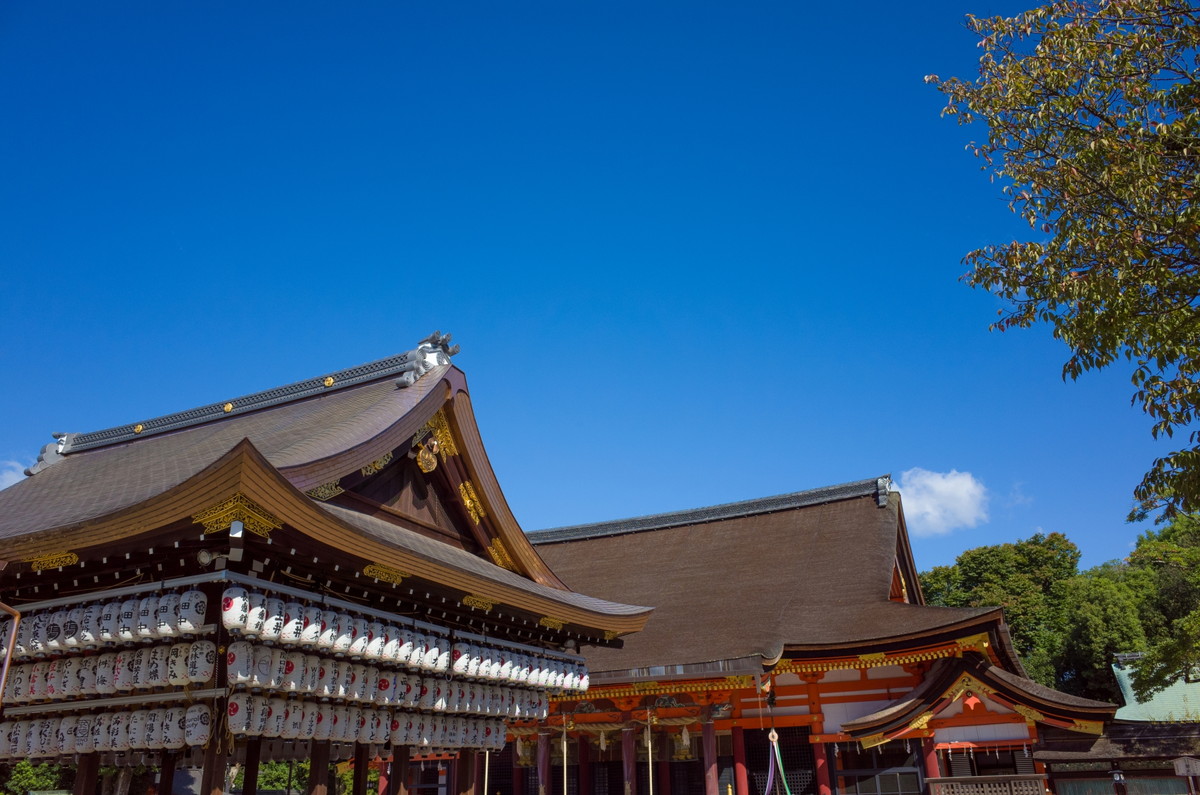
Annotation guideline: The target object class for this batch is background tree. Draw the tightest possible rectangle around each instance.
[1,760,73,795]
[928,0,1200,518]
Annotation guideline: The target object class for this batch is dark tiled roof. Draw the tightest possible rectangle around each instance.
[1036,720,1200,761]
[530,483,999,676]
[322,503,651,618]
[0,364,449,541]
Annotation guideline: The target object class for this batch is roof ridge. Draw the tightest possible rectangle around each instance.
[26,332,460,474]
[529,476,892,543]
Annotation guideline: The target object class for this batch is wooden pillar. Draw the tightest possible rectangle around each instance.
[621,728,637,795]
[457,750,477,795]
[74,753,100,795]
[199,738,226,795]
[731,727,748,795]
[353,743,371,795]
[389,746,410,795]
[538,732,552,795]
[242,738,263,795]
[308,741,332,795]
[921,737,940,781]
[158,751,178,795]
[655,732,670,795]
[701,722,718,795]
[512,741,526,795]
[577,735,592,795]
[812,743,831,795]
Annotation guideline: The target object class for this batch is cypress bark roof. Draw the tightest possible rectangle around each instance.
[530,480,1008,679]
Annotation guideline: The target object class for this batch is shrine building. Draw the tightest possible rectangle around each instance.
[0,338,1125,795]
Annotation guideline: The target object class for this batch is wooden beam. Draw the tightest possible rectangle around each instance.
[308,741,332,795]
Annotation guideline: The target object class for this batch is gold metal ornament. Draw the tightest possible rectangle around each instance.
[361,451,393,476]
[305,481,345,501]
[416,445,437,473]
[23,551,80,571]
[192,492,283,538]
[459,480,486,525]
[363,564,409,585]
[487,538,516,571]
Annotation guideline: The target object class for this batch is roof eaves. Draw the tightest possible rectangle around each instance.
[529,476,892,543]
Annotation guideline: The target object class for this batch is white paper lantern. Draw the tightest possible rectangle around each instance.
[60,658,83,698]
[374,670,397,706]
[261,597,285,642]
[244,591,267,638]
[147,644,170,688]
[318,610,340,651]
[304,653,322,693]
[177,589,207,633]
[282,701,304,740]
[334,660,354,700]
[128,710,148,749]
[227,641,254,686]
[187,640,217,683]
[465,643,483,679]
[110,712,130,752]
[396,628,416,666]
[79,603,102,648]
[282,650,307,691]
[62,606,84,650]
[92,713,112,753]
[77,656,98,696]
[159,707,185,749]
[408,632,427,669]
[249,695,272,735]
[313,702,334,741]
[331,706,350,742]
[184,704,212,747]
[144,708,164,750]
[133,646,154,690]
[381,624,401,662]
[74,715,95,754]
[300,700,319,739]
[266,698,289,738]
[221,587,250,633]
[167,642,192,686]
[228,693,254,735]
[137,595,159,639]
[347,617,370,658]
[301,605,323,646]
[98,601,120,643]
[356,708,375,744]
[12,615,33,658]
[280,601,305,646]
[417,676,435,711]
[156,593,181,638]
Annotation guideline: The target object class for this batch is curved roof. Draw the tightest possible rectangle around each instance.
[531,479,1006,677]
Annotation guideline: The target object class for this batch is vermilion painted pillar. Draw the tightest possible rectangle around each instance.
[622,728,638,795]
[922,737,940,780]
[578,735,593,795]
[538,733,551,795]
[812,743,831,795]
[731,727,749,795]
[702,722,718,795]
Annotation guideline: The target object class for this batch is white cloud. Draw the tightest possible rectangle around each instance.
[0,460,27,491]
[895,467,989,537]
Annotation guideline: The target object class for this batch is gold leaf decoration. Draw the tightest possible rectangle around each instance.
[363,564,409,585]
[361,451,393,477]
[1011,704,1045,723]
[306,481,345,501]
[459,480,486,525]
[425,409,459,459]
[23,551,79,571]
[538,616,565,631]
[858,652,887,663]
[323,376,335,387]
[858,733,887,749]
[604,630,621,641]
[1071,719,1104,735]
[416,445,437,473]
[487,538,516,571]
[462,595,495,611]
[192,492,283,538]
[907,712,934,731]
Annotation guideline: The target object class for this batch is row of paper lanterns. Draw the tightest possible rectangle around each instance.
[1,592,208,659]
[220,588,588,691]
[2,588,588,693]
[0,705,212,760]
[225,697,508,751]
[3,642,217,704]
[227,642,550,717]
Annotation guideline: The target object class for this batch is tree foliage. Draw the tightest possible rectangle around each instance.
[928,0,1200,518]
[1,760,73,795]
[921,518,1200,702]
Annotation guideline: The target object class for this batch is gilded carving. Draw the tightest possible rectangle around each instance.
[955,633,991,651]
[945,674,995,703]
[1011,704,1045,723]
[487,537,516,571]
[306,481,345,501]
[858,652,887,663]
[604,630,620,641]
[133,424,144,434]
[23,551,79,571]
[425,409,459,460]
[416,445,438,473]
[538,616,565,631]
[1071,719,1104,735]
[459,480,486,525]
[361,451,393,476]
[192,492,283,538]
[463,595,495,611]
[323,376,335,387]
[223,402,234,413]
[907,712,934,732]
[363,564,409,585]
[859,733,887,749]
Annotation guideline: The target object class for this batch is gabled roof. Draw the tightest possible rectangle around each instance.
[530,478,1006,679]
[842,655,1115,745]
[1112,653,1200,721]
[0,338,652,637]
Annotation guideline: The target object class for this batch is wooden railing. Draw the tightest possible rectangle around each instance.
[928,774,1049,795]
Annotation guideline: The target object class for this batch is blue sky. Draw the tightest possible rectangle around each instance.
[0,1,1168,573]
